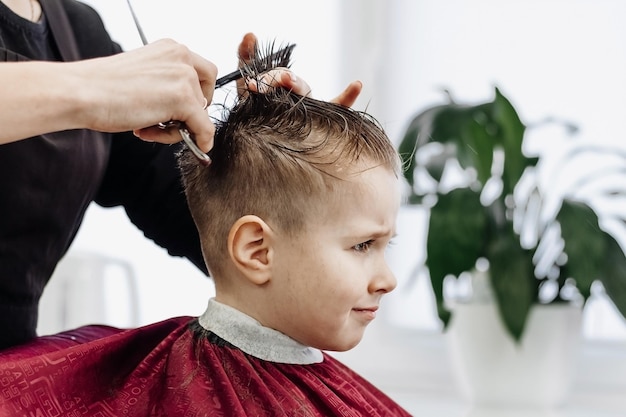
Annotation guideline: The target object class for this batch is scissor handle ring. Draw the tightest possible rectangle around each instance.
[179,128,212,166]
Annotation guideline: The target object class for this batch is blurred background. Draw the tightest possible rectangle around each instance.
[38,1,626,415]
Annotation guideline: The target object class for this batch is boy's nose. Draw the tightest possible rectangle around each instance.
[370,261,397,294]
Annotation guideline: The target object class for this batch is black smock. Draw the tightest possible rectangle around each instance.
[0,0,207,350]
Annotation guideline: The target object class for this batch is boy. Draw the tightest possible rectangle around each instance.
[0,49,411,416]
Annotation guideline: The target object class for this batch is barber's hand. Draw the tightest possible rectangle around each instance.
[77,39,217,152]
[235,33,310,98]
[235,33,362,107]
[330,80,362,108]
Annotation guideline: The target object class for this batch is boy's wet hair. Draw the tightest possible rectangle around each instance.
[178,44,400,276]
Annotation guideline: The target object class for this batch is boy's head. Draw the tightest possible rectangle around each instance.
[179,74,401,351]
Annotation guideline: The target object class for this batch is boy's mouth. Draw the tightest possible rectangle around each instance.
[352,306,378,320]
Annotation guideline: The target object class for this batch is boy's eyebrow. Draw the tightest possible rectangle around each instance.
[384,232,399,240]
[358,228,397,240]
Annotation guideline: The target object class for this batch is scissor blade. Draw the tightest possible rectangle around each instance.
[126,0,149,46]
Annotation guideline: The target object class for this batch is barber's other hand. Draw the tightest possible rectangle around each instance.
[76,39,216,152]
[235,33,362,107]
[235,33,310,98]
[330,80,362,108]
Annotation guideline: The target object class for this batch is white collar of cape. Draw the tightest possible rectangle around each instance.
[198,298,324,365]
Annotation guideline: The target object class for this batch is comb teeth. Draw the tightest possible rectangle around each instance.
[241,42,296,81]
[215,43,296,89]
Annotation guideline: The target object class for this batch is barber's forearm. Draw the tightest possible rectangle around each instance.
[1,40,218,148]
[0,61,88,143]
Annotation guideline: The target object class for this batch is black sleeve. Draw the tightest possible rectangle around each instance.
[94,131,209,276]
[62,1,208,275]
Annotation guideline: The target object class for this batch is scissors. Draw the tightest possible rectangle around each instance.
[124,0,211,165]
[126,0,297,165]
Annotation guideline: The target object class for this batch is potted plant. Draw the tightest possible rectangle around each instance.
[397,86,626,405]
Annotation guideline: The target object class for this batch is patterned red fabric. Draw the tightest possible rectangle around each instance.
[0,317,411,416]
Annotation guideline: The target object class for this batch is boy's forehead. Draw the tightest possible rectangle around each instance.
[306,166,400,226]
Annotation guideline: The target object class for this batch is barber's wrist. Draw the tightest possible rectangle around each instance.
[63,59,104,132]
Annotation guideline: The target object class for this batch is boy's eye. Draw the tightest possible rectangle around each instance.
[353,240,374,253]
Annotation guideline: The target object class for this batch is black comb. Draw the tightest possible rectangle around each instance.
[216,43,296,88]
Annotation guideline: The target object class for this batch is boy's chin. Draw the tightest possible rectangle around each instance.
[319,335,364,352]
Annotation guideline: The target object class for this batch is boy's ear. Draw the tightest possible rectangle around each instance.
[228,215,273,285]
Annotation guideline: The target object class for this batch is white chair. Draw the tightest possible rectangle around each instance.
[37,251,140,335]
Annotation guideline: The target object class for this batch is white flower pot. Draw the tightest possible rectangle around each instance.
[446,302,582,408]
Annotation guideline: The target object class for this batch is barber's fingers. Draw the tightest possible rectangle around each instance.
[183,50,217,151]
[133,125,179,144]
[331,80,363,108]
[133,89,215,153]
[160,42,217,146]
[133,113,215,153]
[178,106,216,153]
[189,48,217,106]
[130,40,217,151]
[246,68,312,97]
[133,39,217,112]
[236,33,312,98]
[236,32,257,97]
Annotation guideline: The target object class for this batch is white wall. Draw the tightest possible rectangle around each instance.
[343,0,626,147]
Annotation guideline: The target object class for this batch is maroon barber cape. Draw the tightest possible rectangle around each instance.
[0,316,410,416]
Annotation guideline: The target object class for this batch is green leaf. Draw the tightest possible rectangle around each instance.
[399,88,537,205]
[459,107,495,186]
[491,87,530,195]
[556,200,606,299]
[423,106,470,182]
[426,187,487,326]
[398,105,454,187]
[398,114,422,188]
[600,234,626,320]
[488,225,536,342]
[398,103,498,189]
